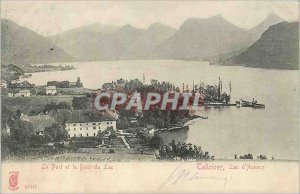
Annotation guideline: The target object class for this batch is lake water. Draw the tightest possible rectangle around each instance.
[26,60,299,160]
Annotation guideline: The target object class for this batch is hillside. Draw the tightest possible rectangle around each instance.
[234,22,299,70]
[248,13,285,42]
[49,23,119,61]
[153,15,252,60]
[1,19,74,65]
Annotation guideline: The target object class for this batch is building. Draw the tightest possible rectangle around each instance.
[15,90,31,97]
[71,77,83,88]
[9,90,31,97]
[9,81,34,89]
[69,82,77,87]
[65,110,117,138]
[1,80,7,88]
[11,80,20,84]
[1,123,11,137]
[20,113,30,122]
[106,109,120,119]
[28,115,57,136]
[46,86,57,95]
[7,93,14,97]
[69,77,81,87]
[47,77,83,88]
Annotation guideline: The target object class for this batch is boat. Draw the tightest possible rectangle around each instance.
[243,103,265,108]
[205,102,236,107]
[236,100,242,107]
[240,100,265,108]
[205,102,224,106]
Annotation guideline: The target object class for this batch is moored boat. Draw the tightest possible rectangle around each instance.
[240,100,265,108]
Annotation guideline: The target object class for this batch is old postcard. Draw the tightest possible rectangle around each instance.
[1,0,299,193]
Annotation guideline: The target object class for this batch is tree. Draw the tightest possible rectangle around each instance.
[43,102,72,113]
[44,124,68,142]
[42,102,57,113]
[97,130,107,139]
[29,135,44,147]
[125,79,144,92]
[2,119,35,157]
[10,120,33,146]
[116,117,129,129]
[72,96,89,109]
[15,110,22,119]
[109,128,117,139]
[57,102,72,110]
[148,133,163,149]
[1,105,11,132]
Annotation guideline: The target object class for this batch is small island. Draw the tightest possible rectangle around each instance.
[21,64,76,73]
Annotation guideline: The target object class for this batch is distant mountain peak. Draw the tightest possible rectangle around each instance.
[120,24,136,29]
[147,22,176,32]
[209,14,224,20]
[84,23,118,29]
[148,22,168,29]
[257,13,285,27]
[116,24,144,34]
[183,14,225,23]
[249,13,285,40]
[180,15,244,32]
[235,21,299,70]
[1,18,73,65]
[265,13,283,21]
[50,23,119,38]
[118,24,138,31]
[149,22,164,27]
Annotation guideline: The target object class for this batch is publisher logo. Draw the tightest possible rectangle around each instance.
[8,171,19,191]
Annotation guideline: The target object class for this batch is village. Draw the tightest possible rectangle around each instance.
[1,64,264,162]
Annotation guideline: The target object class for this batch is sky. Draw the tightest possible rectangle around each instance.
[1,1,299,36]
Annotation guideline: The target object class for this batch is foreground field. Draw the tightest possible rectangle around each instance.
[1,95,74,114]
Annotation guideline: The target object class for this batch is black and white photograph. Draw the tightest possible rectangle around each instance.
[1,1,299,193]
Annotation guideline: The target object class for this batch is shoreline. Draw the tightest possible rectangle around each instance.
[21,64,76,73]
[157,115,206,132]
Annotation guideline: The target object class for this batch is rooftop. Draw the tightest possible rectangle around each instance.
[46,86,57,90]
[66,110,116,123]
[49,109,72,125]
[28,115,56,132]
[19,90,30,93]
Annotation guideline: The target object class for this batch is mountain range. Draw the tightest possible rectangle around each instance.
[50,22,177,61]
[2,14,298,69]
[50,14,284,61]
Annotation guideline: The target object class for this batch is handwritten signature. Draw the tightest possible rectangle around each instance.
[158,164,229,190]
